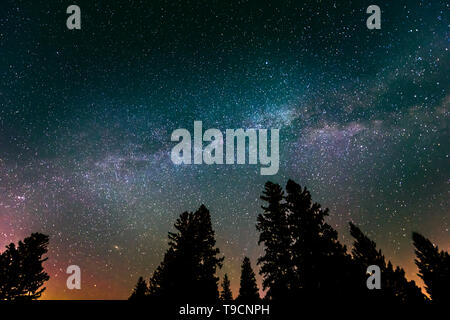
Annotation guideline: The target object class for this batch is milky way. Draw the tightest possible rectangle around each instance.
[0,1,448,299]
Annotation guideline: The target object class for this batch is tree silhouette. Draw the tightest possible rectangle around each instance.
[220,274,233,302]
[147,204,223,302]
[285,179,353,298]
[256,181,291,300]
[147,247,174,299]
[349,222,385,266]
[0,233,50,300]
[129,276,148,301]
[413,232,449,304]
[237,257,259,303]
[256,179,427,304]
[257,180,354,301]
[350,223,424,303]
[124,179,447,307]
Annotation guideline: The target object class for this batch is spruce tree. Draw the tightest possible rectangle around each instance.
[220,274,233,302]
[237,257,259,303]
[285,179,351,297]
[147,205,223,302]
[129,276,148,300]
[349,222,385,267]
[256,181,291,300]
[257,180,353,301]
[413,232,449,304]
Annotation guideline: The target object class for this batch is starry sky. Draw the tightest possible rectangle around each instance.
[0,0,448,299]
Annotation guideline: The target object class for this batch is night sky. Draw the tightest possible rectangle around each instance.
[0,0,448,299]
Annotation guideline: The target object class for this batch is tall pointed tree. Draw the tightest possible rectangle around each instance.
[148,247,175,299]
[349,222,385,267]
[237,257,259,303]
[220,274,233,302]
[147,205,223,302]
[285,179,352,297]
[256,181,291,300]
[129,276,148,300]
[413,232,449,304]
[257,180,354,301]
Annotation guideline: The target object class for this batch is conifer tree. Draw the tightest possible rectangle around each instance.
[237,257,259,303]
[147,205,223,302]
[350,223,424,303]
[349,222,385,267]
[0,233,50,300]
[285,179,351,296]
[220,274,233,302]
[257,180,354,301]
[148,247,175,299]
[256,181,291,300]
[413,232,449,304]
[129,276,148,300]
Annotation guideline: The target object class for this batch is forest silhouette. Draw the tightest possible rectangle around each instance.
[129,179,449,306]
[0,179,448,306]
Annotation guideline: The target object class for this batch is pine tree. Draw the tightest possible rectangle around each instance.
[147,205,223,302]
[350,220,388,302]
[257,180,354,301]
[148,247,175,299]
[237,257,259,303]
[256,181,291,300]
[220,274,233,302]
[413,232,449,304]
[383,262,425,304]
[349,222,385,267]
[0,233,50,300]
[194,205,224,301]
[350,223,424,303]
[285,179,352,298]
[129,276,148,300]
